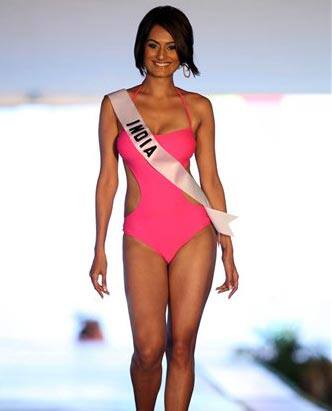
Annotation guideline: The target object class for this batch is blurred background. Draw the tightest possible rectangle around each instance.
[0,1,331,410]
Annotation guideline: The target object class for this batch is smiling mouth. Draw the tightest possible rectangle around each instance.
[154,61,171,67]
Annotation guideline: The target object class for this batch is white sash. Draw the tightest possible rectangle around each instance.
[107,89,238,237]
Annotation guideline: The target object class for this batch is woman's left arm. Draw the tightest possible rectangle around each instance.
[194,94,239,298]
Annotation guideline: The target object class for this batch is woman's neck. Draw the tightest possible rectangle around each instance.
[139,75,177,98]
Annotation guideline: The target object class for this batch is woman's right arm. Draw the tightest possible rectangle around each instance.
[89,95,119,298]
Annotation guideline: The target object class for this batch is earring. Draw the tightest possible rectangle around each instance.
[182,63,191,78]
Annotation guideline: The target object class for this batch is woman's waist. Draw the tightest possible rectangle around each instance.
[123,194,207,222]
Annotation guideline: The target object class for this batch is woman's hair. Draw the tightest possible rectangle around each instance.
[134,5,200,77]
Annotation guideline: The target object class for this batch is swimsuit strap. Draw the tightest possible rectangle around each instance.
[132,84,192,129]
[133,84,143,101]
[175,87,193,129]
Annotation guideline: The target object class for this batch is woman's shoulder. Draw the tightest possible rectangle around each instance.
[101,85,132,108]
[179,88,213,115]
[103,86,132,97]
[179,87,211,105]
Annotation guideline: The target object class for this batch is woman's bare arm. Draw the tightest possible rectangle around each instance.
[194,95,231,246]
[194,94,239,298]
[94,95,119,254]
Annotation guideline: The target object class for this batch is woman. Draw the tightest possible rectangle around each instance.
[89,5,239,411]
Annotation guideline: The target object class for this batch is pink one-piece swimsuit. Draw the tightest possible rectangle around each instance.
[116,84,212,264]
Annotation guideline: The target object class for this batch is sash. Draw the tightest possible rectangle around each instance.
[107,88,238,237]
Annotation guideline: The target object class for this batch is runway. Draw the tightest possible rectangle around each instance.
[0,340,324,411]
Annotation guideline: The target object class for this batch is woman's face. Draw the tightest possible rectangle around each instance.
[143,24,180,77]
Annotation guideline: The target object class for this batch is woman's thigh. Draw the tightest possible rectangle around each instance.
[167,224,218,347]
[123,234,169,350]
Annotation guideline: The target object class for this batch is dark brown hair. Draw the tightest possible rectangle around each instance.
[134,5,200,77]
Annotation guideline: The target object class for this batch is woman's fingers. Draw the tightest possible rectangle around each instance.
[102,275,110,295]
[89,254,109,298]
[215,283,229,293]
[89,270,109,298]
[227,277,238,299]
[227,266,239,299]
[215,261,239,299]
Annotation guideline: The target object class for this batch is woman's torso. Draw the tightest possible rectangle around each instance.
[116,84,202,218]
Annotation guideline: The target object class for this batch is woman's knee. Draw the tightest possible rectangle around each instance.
[133,340,166,370]
[170,338,196,367]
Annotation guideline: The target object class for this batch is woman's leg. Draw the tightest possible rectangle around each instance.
[123,234,169,411]
[164,224,217,411]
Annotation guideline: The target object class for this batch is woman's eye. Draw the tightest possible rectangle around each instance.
[147,43,176,50]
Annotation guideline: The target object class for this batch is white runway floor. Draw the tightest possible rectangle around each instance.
[0,340,326,411]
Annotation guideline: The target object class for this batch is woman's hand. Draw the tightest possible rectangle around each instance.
[89,251,110,299]
[215,236,239,299]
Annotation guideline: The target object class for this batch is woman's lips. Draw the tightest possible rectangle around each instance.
[154,61,171,67]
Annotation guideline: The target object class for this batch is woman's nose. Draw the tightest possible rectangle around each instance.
[157,48,165,59]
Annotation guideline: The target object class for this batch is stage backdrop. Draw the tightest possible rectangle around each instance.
[0,0,330,105]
